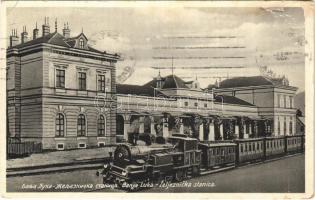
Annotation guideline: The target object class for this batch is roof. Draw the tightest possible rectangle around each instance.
[214,95,254,106]
[162,75,189,89]
[219,76,274,88]
[116,84,167,97]
[9,32,104,55]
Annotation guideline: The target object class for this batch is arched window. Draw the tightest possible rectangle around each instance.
[77,114,86,136]
[56,113,65,137]
[79,38,84,49]
[97,115,105,136]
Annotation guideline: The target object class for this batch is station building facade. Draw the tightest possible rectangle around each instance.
[7,20,120,150]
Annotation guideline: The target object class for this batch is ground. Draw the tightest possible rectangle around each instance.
[6,154,304,193]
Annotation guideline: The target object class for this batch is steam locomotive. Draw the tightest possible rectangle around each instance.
[96,134,304,190]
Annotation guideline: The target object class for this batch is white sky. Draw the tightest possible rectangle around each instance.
[7,7,305,92]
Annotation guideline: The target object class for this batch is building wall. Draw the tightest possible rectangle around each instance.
[218,87,274,108]
[21,52,43,89]
[41,102,114,150]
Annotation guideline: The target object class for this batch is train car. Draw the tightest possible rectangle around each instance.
[265,136,286,158]
[234,138,264,164]
[286,135,304,154]
[198,142,236,169]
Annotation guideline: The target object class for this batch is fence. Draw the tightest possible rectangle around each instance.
[7,141,42,158]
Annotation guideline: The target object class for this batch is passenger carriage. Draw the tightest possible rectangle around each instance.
[198,142,236,169]
[286,135,304,154]
[234,138,264,164]
[265,136,286,158]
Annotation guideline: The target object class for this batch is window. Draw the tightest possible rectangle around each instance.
[204,103,207,108]
[289,96,293,108]
[284,117,287,135]
[78,72,86,90]
[283,95,286,108]
[56,69,65,88]
[77,114,86,136]
[278,118,281,134]
[289,117,293,135]
[184,102,188,107]
[266,121,271,133]
[79,38,84,49]
[56,143,64,150]
[78,143,86,148]
[277,94,281,107]
[98,74,106,92]
[97,115,105,136]
[55,113,65,137]
[98,142,105,147]
[194,102,198,107]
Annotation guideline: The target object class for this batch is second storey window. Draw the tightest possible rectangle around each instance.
[56,69,65,88]
[98,74,106,92]
[78,72,86,90]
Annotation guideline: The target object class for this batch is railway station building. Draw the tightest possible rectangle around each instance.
[6,20,301,151]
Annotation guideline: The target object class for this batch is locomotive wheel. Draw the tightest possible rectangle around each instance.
[174,170,184,182]
[192,166,200,176]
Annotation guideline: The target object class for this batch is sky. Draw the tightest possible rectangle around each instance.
[7,7,306,92]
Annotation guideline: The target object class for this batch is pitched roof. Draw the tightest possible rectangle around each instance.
[219,76,273,88]
[9,32,104,54]
[117,84,167,97]
[162,75,189,89]
[214,95,254,106]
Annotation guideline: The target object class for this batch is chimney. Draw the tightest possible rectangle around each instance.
[9,29,19,47]
[21,26,28,44]
[42,17,50,36]
[33,22,39,39]
[62,22,70,38]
